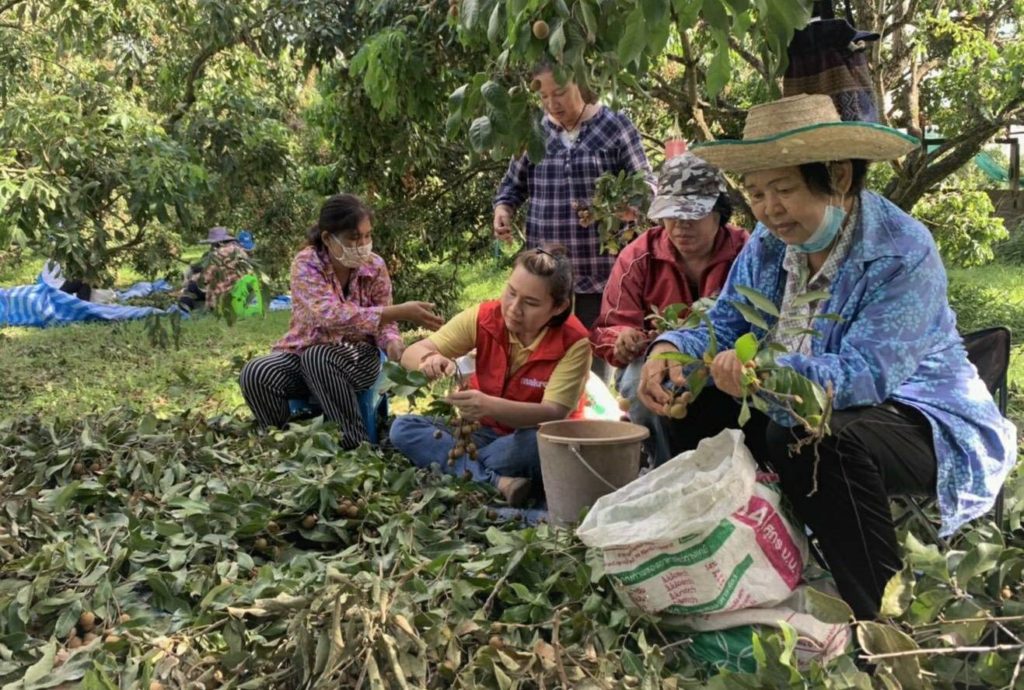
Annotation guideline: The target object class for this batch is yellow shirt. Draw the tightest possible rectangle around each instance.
[428,304,592,411]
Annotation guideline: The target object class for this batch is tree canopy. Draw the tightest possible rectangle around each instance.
[1,0,1021,289]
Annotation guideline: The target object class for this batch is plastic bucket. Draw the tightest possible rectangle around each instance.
[538,419,650,526]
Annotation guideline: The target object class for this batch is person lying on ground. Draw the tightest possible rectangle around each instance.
[590,152,748,466]
[239,193,443,449]
[636,94,1017,620]
[389,245,592,507]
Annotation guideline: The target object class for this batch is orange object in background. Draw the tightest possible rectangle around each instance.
[665,138,688,158]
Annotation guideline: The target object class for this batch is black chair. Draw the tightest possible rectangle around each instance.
[891,326,1012,546]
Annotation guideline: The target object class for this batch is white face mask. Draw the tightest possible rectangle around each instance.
[328,235,373,268]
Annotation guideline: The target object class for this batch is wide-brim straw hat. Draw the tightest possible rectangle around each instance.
[692,94,919,174]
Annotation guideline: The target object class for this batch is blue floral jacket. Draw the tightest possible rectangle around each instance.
[655,191,1017,535]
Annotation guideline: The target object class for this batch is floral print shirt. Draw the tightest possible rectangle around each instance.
[201,243,252,307]
[273,245,402,354]
[655,191,1017,536]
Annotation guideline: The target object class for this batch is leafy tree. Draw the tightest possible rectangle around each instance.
[0,0,308,282]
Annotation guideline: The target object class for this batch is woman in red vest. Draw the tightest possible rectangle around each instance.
[591,152,748,466]
[389,246,592,506]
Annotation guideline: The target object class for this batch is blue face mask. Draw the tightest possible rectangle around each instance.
[792,203,846,253]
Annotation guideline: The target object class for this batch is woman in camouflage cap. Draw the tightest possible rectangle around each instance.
[590,152,748,466]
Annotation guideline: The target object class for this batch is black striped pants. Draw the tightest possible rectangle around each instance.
[239,342,381,448]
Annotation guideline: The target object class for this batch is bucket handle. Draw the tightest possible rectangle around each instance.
[568,444,620,492]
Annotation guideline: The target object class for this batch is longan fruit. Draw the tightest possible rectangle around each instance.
[618,397,631,412]
[668,403,687,419]
[532,20,550,39]
[301,514,318,530]
[78,611,96,632]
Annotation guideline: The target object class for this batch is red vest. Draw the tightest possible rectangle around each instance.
[469,300,589,435]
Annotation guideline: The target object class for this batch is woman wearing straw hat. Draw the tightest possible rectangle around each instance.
[637,94,1017,619]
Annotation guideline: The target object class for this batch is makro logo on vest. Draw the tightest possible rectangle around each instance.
[520,376,549,389]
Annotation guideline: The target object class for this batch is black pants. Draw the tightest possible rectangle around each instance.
[659,388,937,619]
[179,279,205,311]
[239,342,381,449]
[574,292,610,382]
[60,280,93,301]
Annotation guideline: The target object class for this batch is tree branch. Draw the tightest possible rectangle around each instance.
[885,103,1023,209]
[163,43,227,130]
[727,35,768,83]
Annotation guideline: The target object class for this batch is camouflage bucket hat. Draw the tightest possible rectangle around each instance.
[647,152,729,221]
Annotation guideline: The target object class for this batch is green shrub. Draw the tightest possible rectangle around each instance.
[947,279,1024,344]
[994,221,1024,265]
[915,190,1009,267]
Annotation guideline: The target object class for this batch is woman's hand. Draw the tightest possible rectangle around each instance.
[448,389,493,422]
[418,352,456,380]
[637,342,687,415]
[493,204,515,244]
[614,327,651,364]
[385,340,405,363]
[395,301,445,330]
[709,350,745,398]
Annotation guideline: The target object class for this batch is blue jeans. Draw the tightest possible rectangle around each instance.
[389,415,542,487]
[616,358,672,467]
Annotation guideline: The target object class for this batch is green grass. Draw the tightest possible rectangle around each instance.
[0,311,291,421]
[1,255,1022,429]
[946,262,1024,416]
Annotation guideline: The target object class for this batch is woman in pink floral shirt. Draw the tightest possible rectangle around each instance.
[239,194,443,448]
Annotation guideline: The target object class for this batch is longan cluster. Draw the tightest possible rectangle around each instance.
[435,415,482,466]
[666,390,693,419]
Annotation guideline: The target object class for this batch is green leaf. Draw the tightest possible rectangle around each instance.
[687,366,709,399]
[672,0,702,28]
[617,6,646,67]
[792,289,831,307]
[460,0,483,30]
[856,621,922,686]
[448,85,467,114]
[939,598,989,646]
[641,0,670,24]
[879,567,915,617]
[735,286,780,317]
[706,34,731,99]
[701,0,730,31]
[651,351,699,366]
[735,332,758,363]
[956,542,1003,585]
[579,1,598,42]
[731,300,769,329]
[22,639,56,686]
[804,586,854,624]
[487,3,503,43]
[737,397,750,426]
[548,21,566,60]
[481,81,507,110]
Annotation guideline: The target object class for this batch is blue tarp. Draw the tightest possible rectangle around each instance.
[0,279,166,328]
[116,279,173,301]
[269,295,292,311]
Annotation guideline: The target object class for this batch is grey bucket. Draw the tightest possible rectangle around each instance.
[538,419,650,526]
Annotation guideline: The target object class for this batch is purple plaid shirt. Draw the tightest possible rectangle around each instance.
[493,106,654,293]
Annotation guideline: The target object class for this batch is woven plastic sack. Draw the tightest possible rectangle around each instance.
[576,429,807,615]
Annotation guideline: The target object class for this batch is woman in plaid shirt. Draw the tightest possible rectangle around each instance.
[492,62,655,377]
